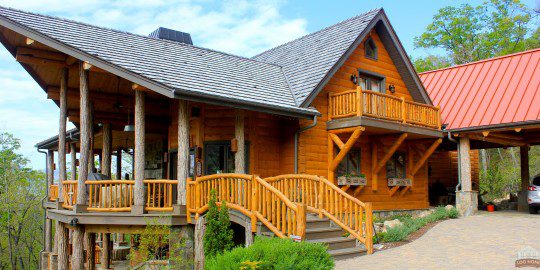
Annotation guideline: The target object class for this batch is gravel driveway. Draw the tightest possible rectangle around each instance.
[335,211,540,270]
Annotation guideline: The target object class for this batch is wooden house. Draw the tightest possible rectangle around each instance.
[0,6,443,269]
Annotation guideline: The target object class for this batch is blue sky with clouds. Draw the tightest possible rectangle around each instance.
[0,0,537,169]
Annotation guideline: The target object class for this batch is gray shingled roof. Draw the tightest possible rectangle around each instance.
[0,6,318,117]
[253,9,381,106]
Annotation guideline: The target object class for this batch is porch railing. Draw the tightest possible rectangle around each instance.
[328,87,440,129]
[186,174,305,239]
[265,174,373,254]
[144,180,177,212]
[61,181,78,209]
[49,184,59,202]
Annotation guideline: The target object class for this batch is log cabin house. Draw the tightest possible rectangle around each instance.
[0,6,445,268]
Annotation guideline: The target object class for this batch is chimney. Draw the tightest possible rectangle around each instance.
[148,27,193,45]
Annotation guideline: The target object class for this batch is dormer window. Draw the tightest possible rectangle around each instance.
[364,37,377,60]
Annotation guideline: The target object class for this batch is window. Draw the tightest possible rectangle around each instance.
[364,37,377,60]
[386,152,406,179]
[359,75,383,93]
[336,148,361,177]
[204,141,249,175]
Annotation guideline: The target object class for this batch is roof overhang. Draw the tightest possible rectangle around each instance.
[0,14,319,120]
[444,120,540,133]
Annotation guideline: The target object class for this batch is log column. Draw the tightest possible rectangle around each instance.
[101,233,111,269]
[234,109,245,173]
[455,137,478,216]
[116,149,122,179]
[177,100,189,205]
[85,233,96,270]
[70,143,77,181]
[73,62,90,270]
[518,146,530,212]
[58,67,68,202]
[101,123,112,177]
[45,150,54,252]
[57,222,69,270]
[132,89,146,214]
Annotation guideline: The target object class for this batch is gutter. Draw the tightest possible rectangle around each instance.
[294,116,318,173]
[446,132,461,192]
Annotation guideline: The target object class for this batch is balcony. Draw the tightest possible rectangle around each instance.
[328,88,441,130]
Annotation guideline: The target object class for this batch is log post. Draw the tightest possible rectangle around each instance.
[58,67,68,202]
[45,150,53,252]
[44,218,52,252]
[296,203,306,240]
[57,222,69,270]
[47,150,54,191]
[73,61,90,270]
[101,233,111,269]
[518,146,530,211]
[234,109,245,173]
[177,100,189,205]
[132,89,146,214]
[194,217,206,270]
[70,143,77,181]
[88,102,95,173]
[116,149,122,179]
[101,123,112,177]
[85,232,96,270]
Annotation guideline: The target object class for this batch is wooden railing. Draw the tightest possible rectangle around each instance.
[49,184,59,202]
[328,87,440,129]
[186,174,305,239]
[265,174,373,254]
[144,180,177,212]
[86,180,135,212]
[61,181,78,209]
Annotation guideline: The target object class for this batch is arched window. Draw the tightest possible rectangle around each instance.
[364,37,377,60]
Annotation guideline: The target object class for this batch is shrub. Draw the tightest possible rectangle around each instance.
[376,206,459,243]
[204,190,234,257]
[205,237,334,270]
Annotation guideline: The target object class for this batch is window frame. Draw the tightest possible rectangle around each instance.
[364,37,378,60]
[203,140,250,175]
[336,148,362,177]
[358,69,386,93]
[386,151,407,179]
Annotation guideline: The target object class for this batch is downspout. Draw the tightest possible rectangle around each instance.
[446,132,462,192]
[294,116,317,173]
[37,148,48,264]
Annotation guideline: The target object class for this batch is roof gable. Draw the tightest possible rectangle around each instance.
[253,9,432,107]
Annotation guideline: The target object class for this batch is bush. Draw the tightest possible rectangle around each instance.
[205,237,334,270]
[204,190,234,257]
[376,206,458,243]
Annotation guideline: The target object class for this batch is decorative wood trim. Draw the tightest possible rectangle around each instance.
[329,127,364,172]
[329,133,345,150]
[388,186,400,196]
[373,133,408,174]
[410,139,442,176]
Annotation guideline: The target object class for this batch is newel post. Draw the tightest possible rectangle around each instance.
[364,202,374,254]
[195,178,201,220]
[251,175,258,232]
[356,86,363,117]
[296,203,306,240]
[401,96,406,124]
[318,177,324,218]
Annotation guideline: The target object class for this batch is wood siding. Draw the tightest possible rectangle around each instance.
[428,150,480,190]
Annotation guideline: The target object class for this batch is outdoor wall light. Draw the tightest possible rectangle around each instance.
[350,74,358,85]
[123,124,135,132]
[389,84,396,93]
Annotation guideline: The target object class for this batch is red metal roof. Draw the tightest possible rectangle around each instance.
[419,48,540,131]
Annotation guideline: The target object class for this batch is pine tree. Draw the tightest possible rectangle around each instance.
[204,189,234,257]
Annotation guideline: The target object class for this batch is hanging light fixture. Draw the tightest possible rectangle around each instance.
[123,79,135,132]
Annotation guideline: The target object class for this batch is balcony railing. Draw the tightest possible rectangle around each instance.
[328,87,441,129]
[56,180,177,212]
[49,184,59,202]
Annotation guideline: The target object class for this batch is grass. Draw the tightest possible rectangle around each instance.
[375,206,459,243]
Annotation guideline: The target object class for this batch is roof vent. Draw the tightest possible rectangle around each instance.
[148,27,193,45]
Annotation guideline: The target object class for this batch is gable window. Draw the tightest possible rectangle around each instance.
[364,37,377,60]
[386,152,406,179]
[336,148,361,177]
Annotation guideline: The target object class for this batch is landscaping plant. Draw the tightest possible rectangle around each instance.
[204,189,234,257]
[205,236,334,270]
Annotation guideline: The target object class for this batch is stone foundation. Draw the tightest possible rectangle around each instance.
[456,191,478,217]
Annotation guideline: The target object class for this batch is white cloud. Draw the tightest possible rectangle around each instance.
[0,0,308,169]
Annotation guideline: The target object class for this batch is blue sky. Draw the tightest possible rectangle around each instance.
[0,0,537,169]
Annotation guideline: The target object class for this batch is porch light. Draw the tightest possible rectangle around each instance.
[123,124,134,132]
[389,84,396,93]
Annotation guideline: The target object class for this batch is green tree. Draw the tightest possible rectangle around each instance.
[0,132,45,269]
[413,0,538,69]
[412,55,452,73]
[204,190,234,258]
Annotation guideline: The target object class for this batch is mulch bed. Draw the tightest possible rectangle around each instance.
[374,220,444,251]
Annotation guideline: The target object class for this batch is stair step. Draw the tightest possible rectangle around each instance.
[305,227,344,240]
[307,237,356,250]
[306,217,331,228]
[328,247,367,260]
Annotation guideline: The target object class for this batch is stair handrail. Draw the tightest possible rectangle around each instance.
[265,174,373,254]
[186,174,305,239]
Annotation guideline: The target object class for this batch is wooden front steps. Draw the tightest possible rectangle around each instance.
[305,214,367,260]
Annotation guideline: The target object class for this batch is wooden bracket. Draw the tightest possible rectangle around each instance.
[410,138,442,176]
[388,186,400,196]
[371,133,407,191]
[327,127,364,183]
[353,186,364,196]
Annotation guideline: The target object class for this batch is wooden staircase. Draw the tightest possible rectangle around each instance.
[305,214,367,260]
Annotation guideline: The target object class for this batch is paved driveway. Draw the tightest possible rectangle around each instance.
[335,211,540,270]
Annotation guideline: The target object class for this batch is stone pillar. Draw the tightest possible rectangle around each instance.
[456,137,478,216]
[518,146,530,212]
[58,67,68,202]
[57,222,69,270]
[101,123,112,177]
[177,100,189,205]
[101,233,111,269]
[234,109,245,174]
[170,225,194,269]
[194,217,205,270]
[132,89,146,214]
